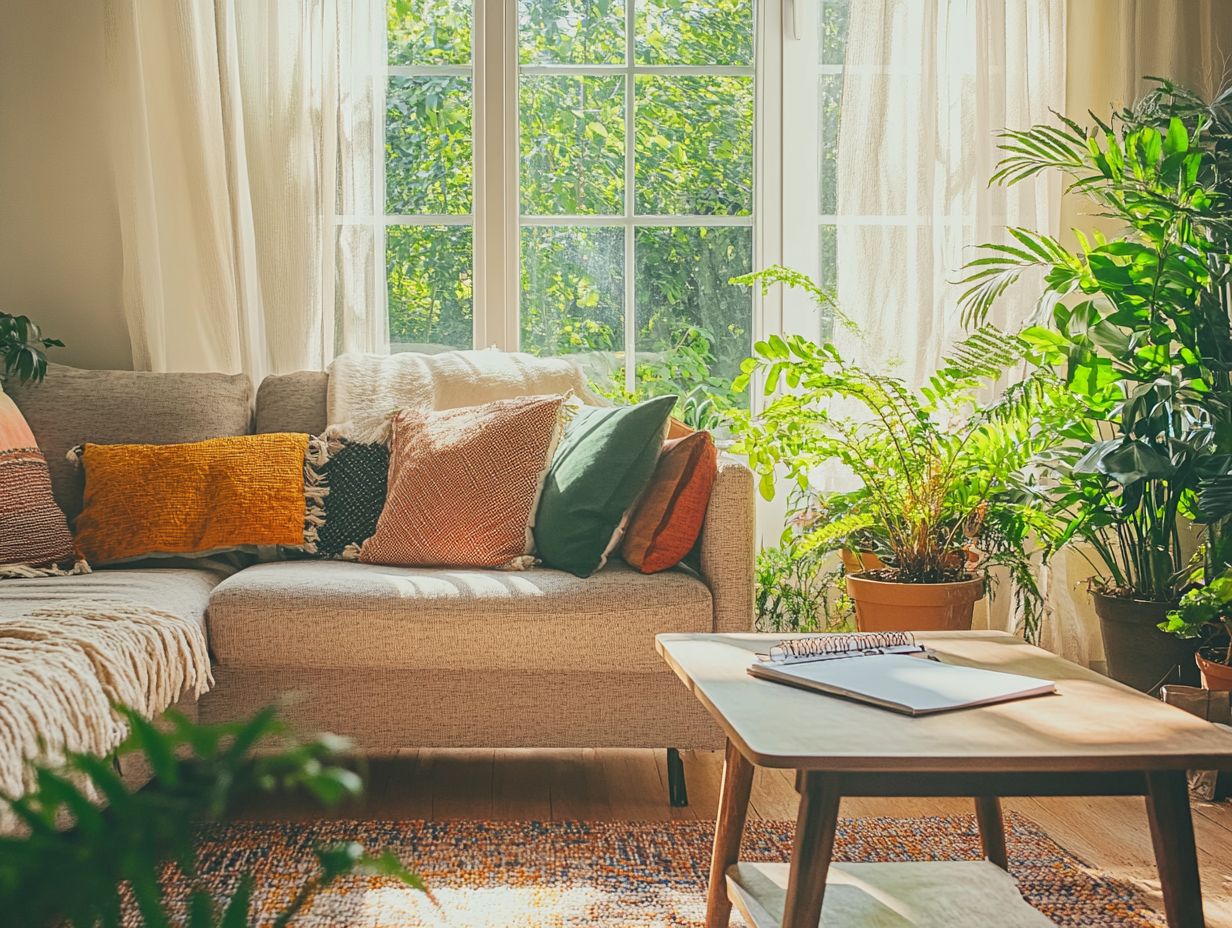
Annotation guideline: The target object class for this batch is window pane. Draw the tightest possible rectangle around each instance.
[819,74,842,215]
[634,226,751,404]
[634,76,752,216]
[820,0,850,66]
[635,0,753,66]
[387,225,473,350]
[818,224,837,341]
[387,0,472,66]
[386,77,473,215]
[521,226,624,387]
[520,76,625,215]
[519,0,626,65]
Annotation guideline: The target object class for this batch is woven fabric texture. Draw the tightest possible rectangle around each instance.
[205,559,712,673]
[701,455,757,633]
[360,395,565,569]
[0,388,76,572]
[6,364,252,523]
[308,440,390,559]
[200,666,724,750]
[73,434,310,565]
[623,431,717,574]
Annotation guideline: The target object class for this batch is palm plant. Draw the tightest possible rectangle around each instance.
[731,267,1080,640]
[960,78,1232,610]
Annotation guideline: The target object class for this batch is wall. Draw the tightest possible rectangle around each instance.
[0,0,132,371]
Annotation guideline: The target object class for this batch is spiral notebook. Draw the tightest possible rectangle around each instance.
[749,632,1056,716]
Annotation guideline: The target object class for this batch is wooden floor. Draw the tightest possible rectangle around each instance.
[236,747,1232,926]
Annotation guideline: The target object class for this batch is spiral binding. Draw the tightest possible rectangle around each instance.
[768,631,918,664]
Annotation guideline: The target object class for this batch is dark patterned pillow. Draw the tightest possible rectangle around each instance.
[304,439,390,560]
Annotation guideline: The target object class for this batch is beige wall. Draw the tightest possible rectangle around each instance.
[0,0,131,371]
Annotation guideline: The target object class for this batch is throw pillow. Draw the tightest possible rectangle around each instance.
[359,394,566,569]
[534,394,676,578]
[0,386,81,577]
[303,437,390,560]
[621,430,718,573]
[72,433,313,565]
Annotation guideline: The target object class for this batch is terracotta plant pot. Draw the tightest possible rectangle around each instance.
[1196,651,1232,691]
[1091,592,1198,693]
[845,572,984,632]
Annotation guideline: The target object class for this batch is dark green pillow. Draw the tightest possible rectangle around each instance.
[534,395,676,577]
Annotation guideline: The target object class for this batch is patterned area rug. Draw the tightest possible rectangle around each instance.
[174,814,1163,927]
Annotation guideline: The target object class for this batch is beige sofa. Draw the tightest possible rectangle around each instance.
[4,365,756,804]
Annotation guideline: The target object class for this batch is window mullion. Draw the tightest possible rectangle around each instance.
[474,0,519,351]
[623,0,636,395]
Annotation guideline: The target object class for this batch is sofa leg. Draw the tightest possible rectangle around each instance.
[667,747,689,807]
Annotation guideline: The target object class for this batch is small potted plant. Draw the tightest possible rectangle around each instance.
[731,268,1072,640]
[0,312,62,385]
[1159,564,1232,690]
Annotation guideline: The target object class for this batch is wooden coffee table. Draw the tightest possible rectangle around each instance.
[656,631,1232,928]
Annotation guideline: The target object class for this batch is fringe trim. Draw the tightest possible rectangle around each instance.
[339,542,364,562]
[0,601,212,827]
[300,436,340,555]
[0,559,91,581]
[66,444,83,466]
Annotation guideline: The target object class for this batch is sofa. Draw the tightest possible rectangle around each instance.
[3,364,756,802]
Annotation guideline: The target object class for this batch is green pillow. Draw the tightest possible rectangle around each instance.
[534,395,676,577]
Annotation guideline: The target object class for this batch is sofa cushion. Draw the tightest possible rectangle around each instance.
[256,370,327,435]
[6,365,253,523]
[206,560,713,673]
[0,566,233,635]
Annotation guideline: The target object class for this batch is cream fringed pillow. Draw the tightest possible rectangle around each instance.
[359,394,566,569]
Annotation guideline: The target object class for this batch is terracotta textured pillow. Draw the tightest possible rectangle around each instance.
[72,433,312,565]
[0,386,80,577]
[360,394,566,569]
[621,430,718,574]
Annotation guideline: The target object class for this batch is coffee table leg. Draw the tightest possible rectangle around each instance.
[706,738,755,928]
[782,771,841,928]
[1145,770,1205,928]
[975,796,1008,870]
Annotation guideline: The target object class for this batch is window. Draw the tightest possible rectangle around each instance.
[780,0,850,342]
[382,0,759,410]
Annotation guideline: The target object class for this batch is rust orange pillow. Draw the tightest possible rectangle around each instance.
[72,433,311,565]
[621,430,717,574]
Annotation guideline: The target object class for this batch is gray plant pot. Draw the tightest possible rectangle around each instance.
[1092,592,1199,693]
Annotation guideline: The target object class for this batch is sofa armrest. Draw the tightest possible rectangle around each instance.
[698,454,756,633]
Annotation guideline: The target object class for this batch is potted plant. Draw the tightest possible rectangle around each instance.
[0,312,62,385]
[731,268,1073,640]
[960,79,1232,689]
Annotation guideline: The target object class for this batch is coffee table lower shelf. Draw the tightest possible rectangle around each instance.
[727,860,1055,928]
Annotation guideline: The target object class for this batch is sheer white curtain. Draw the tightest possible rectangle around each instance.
[834,0,1066,383]
[832,0,1067,647]
[104,0,386,380]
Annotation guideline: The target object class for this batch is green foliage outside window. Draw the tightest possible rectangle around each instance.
[383,0,757,415]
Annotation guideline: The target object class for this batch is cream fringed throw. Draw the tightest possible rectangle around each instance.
[0,604,212,804]
[326,349,603,425]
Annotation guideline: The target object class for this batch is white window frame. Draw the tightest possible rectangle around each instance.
[380,1,785,388]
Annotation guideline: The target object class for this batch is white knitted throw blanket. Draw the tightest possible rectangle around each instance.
[326,349,600,425]
[0,603,212,807]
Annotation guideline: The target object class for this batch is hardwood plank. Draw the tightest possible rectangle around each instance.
[428,748,494,820]
[595,748,670,821]
[492,748,553,820]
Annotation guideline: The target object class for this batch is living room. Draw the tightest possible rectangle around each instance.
[2,0,1232,925]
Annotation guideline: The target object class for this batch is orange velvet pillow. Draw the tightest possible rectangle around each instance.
[621,430,717,574]
[73,433,311,565]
